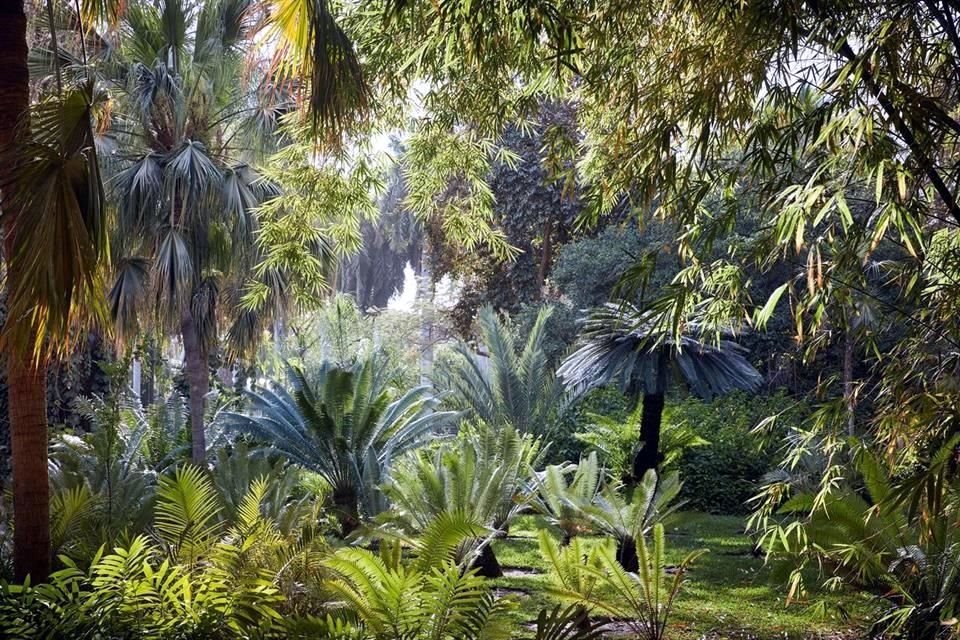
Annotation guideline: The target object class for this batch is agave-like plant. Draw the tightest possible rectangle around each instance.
[559,302,762,481]
[434,305,565,436]
[533,452,602,544]
[222,354,457,536]
[381,422,544,577]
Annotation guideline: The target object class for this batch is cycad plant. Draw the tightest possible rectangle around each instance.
[434,305,564,436]
[533,452,602,544]
[381,423,544,577]
[559,302,762,481]
[584,469,682,572]
[223,354,456,536]
[541,523,706,640]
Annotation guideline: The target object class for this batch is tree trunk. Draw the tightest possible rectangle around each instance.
[536,217,554,295]
[470,541,503,578]
[331,486,360,538]
[180,309,208,464]
[417,243,434,386]
[0,0,51,583]
[131,356,142,406]
[616,535,639,573]
[632,392,665,481]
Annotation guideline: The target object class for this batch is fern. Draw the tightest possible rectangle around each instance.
[155,466,223,565]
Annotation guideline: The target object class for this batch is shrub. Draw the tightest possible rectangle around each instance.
[669,391,803,514]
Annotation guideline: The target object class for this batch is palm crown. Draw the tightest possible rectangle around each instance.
[223,354,457,535]
[559,302,762,481]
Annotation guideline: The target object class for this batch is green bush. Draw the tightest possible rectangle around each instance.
[668,391,803,514]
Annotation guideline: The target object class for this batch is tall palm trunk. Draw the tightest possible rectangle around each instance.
[181,309,208,463]
[632,392,665,481]
[0,0,52,582]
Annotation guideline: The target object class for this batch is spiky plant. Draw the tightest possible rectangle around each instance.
[533,452,602,544]
[381,422,544,577]
[222,354,457,536]
[559,302,762,481]
[293,514,510,640]
[434,305,564,436]
[575,404,709,483]
[542,523,706,640]
[583,469,682,572]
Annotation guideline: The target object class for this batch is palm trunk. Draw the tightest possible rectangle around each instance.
[470,541,503,578]
[536,217,554,295]
[616,535,639,572]
[180,309,208,464]
[332,486,360,538]
[632,392,665,481]
[0,0,51,583]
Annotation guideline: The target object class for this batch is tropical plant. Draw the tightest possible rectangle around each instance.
[381,422,543,577]
[542,523,706,640]
[757,447,960,639]
[559,303,762,481]
[583,469,682,572]
[88,0,290,464]
[0,463,336,638]
[49,410,155,560]
[294,541,513,640]
[532,452,602,544]
[434,305,564,436]
[222,353,456,536]
[0,63,107,580]
[575,403,709,484]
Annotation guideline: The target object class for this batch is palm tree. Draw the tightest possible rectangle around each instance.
[0,0,44,583]
[0,2,110,580]
[95,0,298,463]
[222,353,456,536]
[559,302,763,482]
[433,305,563,436]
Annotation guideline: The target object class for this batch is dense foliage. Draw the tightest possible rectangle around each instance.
[3,0,960,638]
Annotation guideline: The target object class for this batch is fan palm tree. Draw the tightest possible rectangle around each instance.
[434,305,563,436]
[222,354,456,536]
[558,302,763,481]
[0,2,110,579]
[94,0,298,464]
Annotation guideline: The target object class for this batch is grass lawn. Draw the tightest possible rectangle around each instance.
[490,512,876,639]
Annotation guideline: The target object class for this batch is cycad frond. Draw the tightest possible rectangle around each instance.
[155,465,222,563]
[435,305,564,436]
